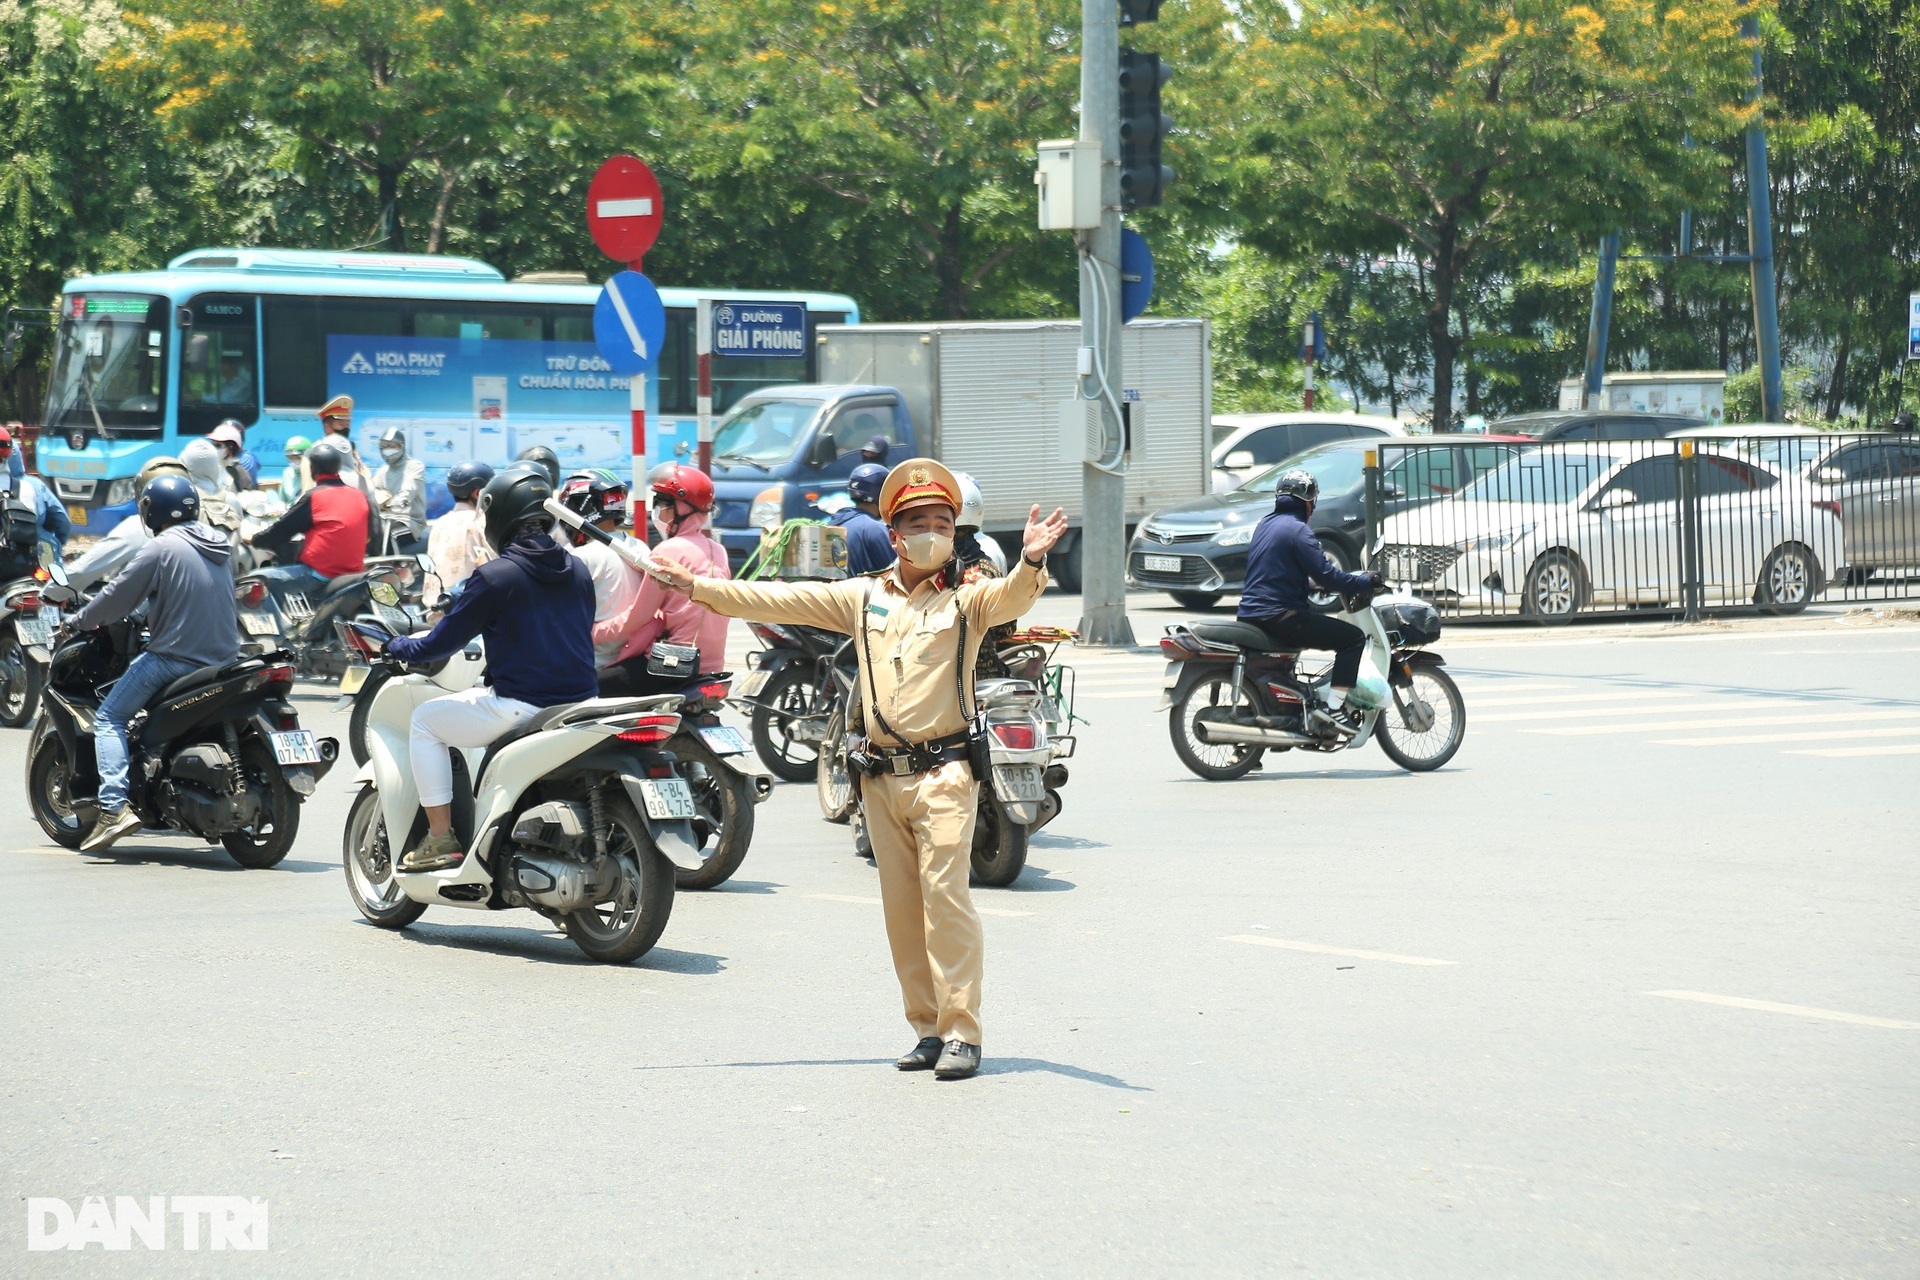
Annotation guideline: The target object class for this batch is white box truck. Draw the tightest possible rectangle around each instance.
[696,319,1209,589]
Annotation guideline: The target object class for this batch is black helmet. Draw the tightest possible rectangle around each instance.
[478,466,555,552]
[446,459,494,503]
[848,462,887,505]
[139,474,200,533]
[515,445,561,487]
[1272,468,1319,506]
[307,439,345,478]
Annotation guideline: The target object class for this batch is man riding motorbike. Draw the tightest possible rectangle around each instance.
[387,466,599,872]
[180,439,245,552]
[278,436,310,504]
[1236,468,1382,711]
[593,464,732,697]
[209,420,258,490]
[247,439,380,610]
[0,426,71,563]
[953,473,1005,575]
[424,460,495,600]
[372,427,429,554]
[556,469,641,667]
[63,475,240,851]
[830,462,894,575]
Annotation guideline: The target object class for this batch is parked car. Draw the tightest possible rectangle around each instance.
[1209,412,1404,493]
[1494,411,1709,442]
[1128,436,1534,609]
[1374,443,1845,618]
[1799,435,1920,580]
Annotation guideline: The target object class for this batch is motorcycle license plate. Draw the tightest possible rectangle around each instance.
[699,725,749,756]
[269,729,321,765]
[16,614,52,647]
[735,669,771,698]
[1142,554,1183,574]
[374,601,411,630]
[639,778,697,821]
[240,610,280,636]
[993,763,1045,803]
[1388,554,1425,581]
[340,665,370,696]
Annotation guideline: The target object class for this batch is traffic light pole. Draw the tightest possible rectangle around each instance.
[1078,0,1135,649]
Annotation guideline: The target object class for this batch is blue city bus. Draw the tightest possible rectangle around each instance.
[35,248,860,530]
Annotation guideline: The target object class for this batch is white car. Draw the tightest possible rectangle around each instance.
[1375,443,1845,618]
[1210,412,1405,493]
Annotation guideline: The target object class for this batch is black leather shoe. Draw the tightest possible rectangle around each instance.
[933,1040,980,1080]
[896,1037,943,1071]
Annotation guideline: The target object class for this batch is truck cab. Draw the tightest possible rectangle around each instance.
[708,383,913,566]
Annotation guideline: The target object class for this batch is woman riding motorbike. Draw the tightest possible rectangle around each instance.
[594,465,732,697]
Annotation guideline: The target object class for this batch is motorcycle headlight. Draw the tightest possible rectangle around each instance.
[749,485,785,529]
[1215,524,1255,547]
[106,478,138,507]
[1456,525,1533,553]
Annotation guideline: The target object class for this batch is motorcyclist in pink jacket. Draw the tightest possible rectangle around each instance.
[596,464,732,696]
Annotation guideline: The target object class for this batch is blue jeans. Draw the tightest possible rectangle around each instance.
[95,651,201,811]
[257,564,330,614]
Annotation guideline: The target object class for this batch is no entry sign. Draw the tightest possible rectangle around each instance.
[587,154,664,265]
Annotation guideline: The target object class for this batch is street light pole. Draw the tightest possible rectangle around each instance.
[1078,0,1135,648]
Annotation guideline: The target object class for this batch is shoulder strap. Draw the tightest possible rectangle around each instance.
[858,578,907,745]
[955,606,973,720]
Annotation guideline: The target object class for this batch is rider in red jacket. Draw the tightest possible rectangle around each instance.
[248,439,381,608]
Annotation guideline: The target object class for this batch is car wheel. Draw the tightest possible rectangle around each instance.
[1308,541,1357,613]
[1756,543,1818,615]
[1522,551,1586,622]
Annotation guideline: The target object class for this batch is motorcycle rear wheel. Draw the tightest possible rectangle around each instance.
[751,664,825,783]
[970,794,1029,887]
[0,626,43,728]
[221,741,300,868]
[1169,672,1265,781]
[561,796,676,963]
[675,734,754,890]
[817,707,857,824]
[1375,665,1466,772]
[342,786,427,928]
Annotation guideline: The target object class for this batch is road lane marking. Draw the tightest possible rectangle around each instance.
[1533,706,1920,735]
[1223,935,1455,966]
[1477,699,1809,724]
[807,892,1033,918]
[1469,689,1708,709]
[1655,723,1920,747]
[1788,743,1920,758]
[1648,990,1920,1030]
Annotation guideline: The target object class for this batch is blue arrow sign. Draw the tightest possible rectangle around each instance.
[593,270,667,375]
[1120,229,1154,323]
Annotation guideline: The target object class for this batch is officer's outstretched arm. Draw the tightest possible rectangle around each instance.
[960,555,1047,628]
[688,577,863,633]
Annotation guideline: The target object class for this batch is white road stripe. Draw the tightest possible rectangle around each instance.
[806,892,1033,918]
[1788,743,1920,758]
[1478,699,1811,724]
[1535,706,1920,736]
[1223,935,1455,966]
[1648,990,1920,1030]
[1656,723,1920,747]
[1469,689,1704,709]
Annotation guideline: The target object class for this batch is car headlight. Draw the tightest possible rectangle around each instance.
[748,485,785,529]
[106,478,138,506]
[1456,525,1533,553]
[1215,524,1255,547]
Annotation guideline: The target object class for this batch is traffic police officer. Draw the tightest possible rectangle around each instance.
[652,458,1067,1080]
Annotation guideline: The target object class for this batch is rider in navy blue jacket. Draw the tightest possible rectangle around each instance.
[1236,472,1380,705]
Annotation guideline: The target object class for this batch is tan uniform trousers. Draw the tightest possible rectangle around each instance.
[862,760,984,1047]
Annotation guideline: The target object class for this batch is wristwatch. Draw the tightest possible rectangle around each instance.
[1023,551,1046,568]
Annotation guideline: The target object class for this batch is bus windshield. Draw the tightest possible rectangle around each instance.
[44,294,169,437]
[712,397,824,465]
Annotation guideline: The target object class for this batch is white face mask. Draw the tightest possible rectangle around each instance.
[897,531,953,570]
[651,508,675,537]
[380,447,403,464]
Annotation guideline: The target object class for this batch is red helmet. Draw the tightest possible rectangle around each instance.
[651,464,714,513]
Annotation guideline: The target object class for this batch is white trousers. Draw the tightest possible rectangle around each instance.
[409,687,538,807]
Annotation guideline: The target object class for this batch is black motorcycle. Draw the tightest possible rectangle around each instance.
[735,620,855,782]
[235,554,427,681]
[27,584,340,866]
[660,671,770,890]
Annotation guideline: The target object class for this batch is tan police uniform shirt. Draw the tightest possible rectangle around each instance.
[688,556,1048,745]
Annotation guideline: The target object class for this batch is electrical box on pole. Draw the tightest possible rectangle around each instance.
[1118,49,1173,211]
[1035,140,1104,231]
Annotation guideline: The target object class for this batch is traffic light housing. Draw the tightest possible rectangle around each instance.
[1118,48,1173,211]
[1119,0,1163,24]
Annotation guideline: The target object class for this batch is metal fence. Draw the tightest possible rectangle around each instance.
[1362,433,1920,621]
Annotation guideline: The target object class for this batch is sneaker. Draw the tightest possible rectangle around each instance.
[933,1040,981,1080]
[399,829,464,873]
[81,806,142,853]
[895,1037,944,1071]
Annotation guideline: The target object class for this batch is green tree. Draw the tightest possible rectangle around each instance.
[1239,0,1761,427]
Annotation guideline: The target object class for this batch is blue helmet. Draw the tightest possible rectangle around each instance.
[848,463,888,506]
[446,460,494,503]
[139,474,200,534]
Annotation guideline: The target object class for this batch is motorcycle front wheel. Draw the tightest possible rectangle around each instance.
[970,794,1029,887]
[561,796,676,963]
[1168,671,1264,781]
[676,735,754,890]
[1375,664,1466,772]
[28,730,85,849]
[342,786,427,928]
[816,707,857,824]
[750,664,825,783]
[0,624,44,728]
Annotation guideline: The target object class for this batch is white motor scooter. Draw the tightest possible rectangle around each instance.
[340,620,708,963]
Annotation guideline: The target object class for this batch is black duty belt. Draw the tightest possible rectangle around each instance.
[849,730,971,778]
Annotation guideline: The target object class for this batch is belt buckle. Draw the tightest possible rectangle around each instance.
[887,754,913,777]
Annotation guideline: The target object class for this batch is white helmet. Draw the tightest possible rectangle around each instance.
[954,472,985,531]
[179,438,227,497]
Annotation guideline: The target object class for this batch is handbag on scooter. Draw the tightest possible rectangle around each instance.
[646,640,700,679]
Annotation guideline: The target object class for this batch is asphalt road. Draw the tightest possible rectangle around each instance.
[4,598,1917,1276]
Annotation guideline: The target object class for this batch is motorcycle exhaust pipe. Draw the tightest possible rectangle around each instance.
[1197,722,1316,748]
